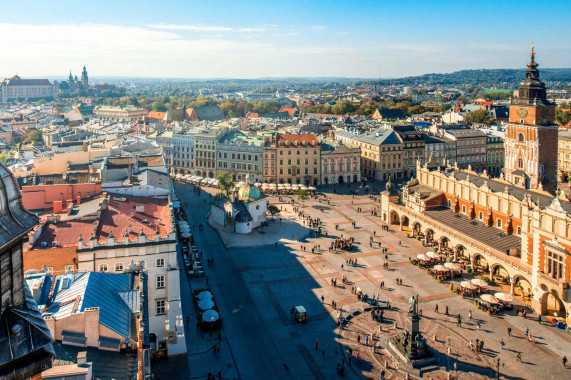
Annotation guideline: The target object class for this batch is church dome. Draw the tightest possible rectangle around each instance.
[238,184,261,201]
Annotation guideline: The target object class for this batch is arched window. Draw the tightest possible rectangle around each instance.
[517,133,525,142]
[517,158,524,169]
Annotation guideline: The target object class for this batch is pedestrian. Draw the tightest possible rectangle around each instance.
[537,314,542,324]
[468,310,472,321]
[500,338,505,350]
[476,321,481,330]
[341,264,344,270]
[445,305,449,315]
[321,295,324,303]
[435,304,439,313]
[218,369,222,380]
[563,356,568,368]
[507,327,512,337]
[380,368,386,379]
[315,340,319,351]
[528,332,532,341]
[470,340,474,351]
[357,335,361,344]
[365,335,369,346]
[517,353,522,362]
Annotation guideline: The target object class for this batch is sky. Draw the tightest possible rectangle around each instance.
[1,0,570,79]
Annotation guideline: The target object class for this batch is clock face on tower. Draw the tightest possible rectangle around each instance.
[518,108,528,118]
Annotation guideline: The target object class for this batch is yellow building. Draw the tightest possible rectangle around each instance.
[274,133,321,185]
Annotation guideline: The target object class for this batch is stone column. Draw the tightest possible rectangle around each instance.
[509,276,515,295]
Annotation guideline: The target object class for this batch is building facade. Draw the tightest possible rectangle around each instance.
[1,75,56,100]
[93,106,148,122]
[194,129,221,178]
[320,142,361,185]
[275,133,321,185]
[335,129,404,181]
[216,130,264,182]
[558,131,571,182]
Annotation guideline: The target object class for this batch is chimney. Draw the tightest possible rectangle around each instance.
[77,351,87,367]
[53,200,63,214]
[77,195,81,205]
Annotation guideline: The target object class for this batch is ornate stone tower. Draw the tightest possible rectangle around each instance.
[81,65,89,88]
[504,46,558,193]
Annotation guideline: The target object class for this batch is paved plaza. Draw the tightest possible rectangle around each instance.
[174,182,571,379]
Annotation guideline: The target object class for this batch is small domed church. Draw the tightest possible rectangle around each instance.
[210,178,268,234]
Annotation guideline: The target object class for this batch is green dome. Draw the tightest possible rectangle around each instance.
[238,184,261,201]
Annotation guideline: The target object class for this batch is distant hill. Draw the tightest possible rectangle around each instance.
[377,68,571,87]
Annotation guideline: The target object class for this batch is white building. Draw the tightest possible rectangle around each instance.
[1,75,56,101]
[210,184,268,234]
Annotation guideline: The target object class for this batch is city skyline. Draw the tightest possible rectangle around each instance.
[1,0,571,79]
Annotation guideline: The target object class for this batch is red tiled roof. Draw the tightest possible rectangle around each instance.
[246,112,260,119]
[279,107,296,115]
[32,194,173,249]
[148,111,166,120]
[276,133,320,147]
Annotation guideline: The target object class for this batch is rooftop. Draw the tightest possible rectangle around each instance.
[423,206,522,253]
[32,194,173,249]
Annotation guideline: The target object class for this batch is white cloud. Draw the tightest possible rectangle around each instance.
[308,25,327,31]
[146,24,268,33]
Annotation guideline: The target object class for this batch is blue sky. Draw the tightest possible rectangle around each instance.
[1,0,570,78]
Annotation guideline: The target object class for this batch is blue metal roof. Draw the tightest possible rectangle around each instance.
[38,272,134,340]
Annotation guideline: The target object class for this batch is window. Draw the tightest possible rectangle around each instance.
[447,199,451,208]
[99,263,108,272]
[478,212,483,221]
[497,219,502,228]
[517,158,523,169]
[546,251,564,280]
[517,133,525,142]
[115,262,124,272]
[156,258,165,267]
[156,276,165,289]
[462,205,466,213]
[517,226,522,235]
[156,299,166,315]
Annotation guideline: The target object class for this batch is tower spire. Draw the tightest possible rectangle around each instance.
[530,40,535,62]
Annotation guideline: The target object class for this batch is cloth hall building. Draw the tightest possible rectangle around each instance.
[381,48,571,325]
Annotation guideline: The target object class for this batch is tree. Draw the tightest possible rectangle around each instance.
[464,109,493,125]
[296,189,309,201]
[440,104,452,113]
[21,130,43,145]
[0,150,7,163]
[267,205,280,220]
[216,172,235,199]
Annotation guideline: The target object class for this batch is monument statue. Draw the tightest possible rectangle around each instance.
[408,294,418,314]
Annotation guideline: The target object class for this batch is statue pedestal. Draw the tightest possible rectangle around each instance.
[387,311,435,369]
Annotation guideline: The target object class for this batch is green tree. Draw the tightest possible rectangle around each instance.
[440,104,452,113]
[331,100,356,115]
[0,150,7,163]
[267,205,280,220]
[21,130,43,145]
[216,172,235,199]
[296,189,309,201]
[464,109,493,125]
